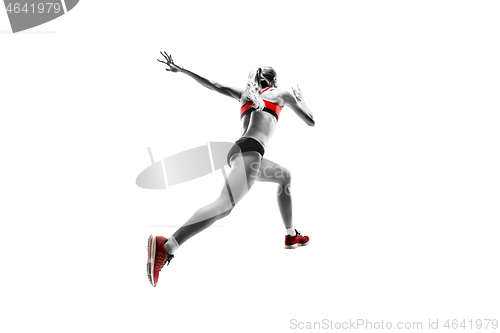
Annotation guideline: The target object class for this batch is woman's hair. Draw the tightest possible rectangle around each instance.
[245,66,277,112]
[261,67,277,87]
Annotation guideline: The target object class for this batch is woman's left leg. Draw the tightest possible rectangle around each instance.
[148,151,262,286]
[171,151,262,247]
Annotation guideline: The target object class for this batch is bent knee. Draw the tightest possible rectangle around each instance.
[278,169,292,186]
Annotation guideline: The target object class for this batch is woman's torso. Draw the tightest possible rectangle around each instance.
[239,87,285,149]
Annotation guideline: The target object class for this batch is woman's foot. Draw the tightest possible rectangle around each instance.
[147,235,174,287]
[284,229,310,249]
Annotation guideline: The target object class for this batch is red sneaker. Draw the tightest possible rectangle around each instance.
[147,235,174,287]
[284,229,310,249]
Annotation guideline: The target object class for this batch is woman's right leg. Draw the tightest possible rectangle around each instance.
[256,158,309,249]
[257,158,293,229]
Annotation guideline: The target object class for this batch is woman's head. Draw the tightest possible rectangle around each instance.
[245,66,277,112]
[261,66,277,88]
[246,67,278,89]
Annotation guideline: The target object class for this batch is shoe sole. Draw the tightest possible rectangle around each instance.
[284,239,310,249]
[147,235,157,287]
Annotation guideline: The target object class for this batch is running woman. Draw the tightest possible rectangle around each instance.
[147,52,315,287]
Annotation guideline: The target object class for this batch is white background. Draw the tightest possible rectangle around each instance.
[1,1,499,332]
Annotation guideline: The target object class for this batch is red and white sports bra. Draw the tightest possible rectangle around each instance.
[240,87,283,120]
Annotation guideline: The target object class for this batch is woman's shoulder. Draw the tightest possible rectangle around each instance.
[265,87,289,96]
[261,88,289,108]
[261,87,287,97]
[268,88,294,105]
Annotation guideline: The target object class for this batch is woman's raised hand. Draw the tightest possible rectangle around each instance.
[291,85,303,102]
[157,52,183,73]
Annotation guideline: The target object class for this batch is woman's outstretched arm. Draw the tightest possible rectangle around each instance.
[283,85,315,126]
[158,52,243,101]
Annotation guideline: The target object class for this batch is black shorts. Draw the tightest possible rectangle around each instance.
[227,137,265,166]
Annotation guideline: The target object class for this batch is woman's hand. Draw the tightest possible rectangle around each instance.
[291,85,303,102]
[285,85,314,126]
[157,52,183,73]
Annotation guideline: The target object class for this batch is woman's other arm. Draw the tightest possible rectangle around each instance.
[282,85,315,126]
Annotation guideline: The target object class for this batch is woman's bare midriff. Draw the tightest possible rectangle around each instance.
[241,111,277,149]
